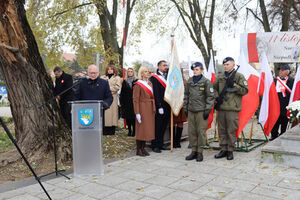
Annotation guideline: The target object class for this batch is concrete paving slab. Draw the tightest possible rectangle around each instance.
[161,190,205,200]
[9,194,40,200]
[1,134,300,200]
[70,182,118,199]
[168,179,206,192]
[193,184,233,199]
[251,184,300,200]
[135,185,174,199]
[143,175,180,187]
[276,177,300,190]
[103,190,143,200]
[222,190,276,200]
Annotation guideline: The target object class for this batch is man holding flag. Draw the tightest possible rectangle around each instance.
[270,65,294,140]
[213,57,248,160]
[150,60,171,153]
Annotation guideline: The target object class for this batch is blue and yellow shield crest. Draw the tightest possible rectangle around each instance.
[79,109,93,125]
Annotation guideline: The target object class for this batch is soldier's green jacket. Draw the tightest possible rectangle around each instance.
[183,76,215,112]
[213,71,248,111]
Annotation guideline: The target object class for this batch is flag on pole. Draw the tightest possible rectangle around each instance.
[188,56,193,77]
[289,66,300,104]
[236,53,260,137]
[257,52,280,135]
[201,57,209,78]
[164,41,184,116]
[204,52,215,130]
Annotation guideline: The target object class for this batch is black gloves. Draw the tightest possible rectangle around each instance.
[102,102,109,110]
[203,110,210,120]
[226,78,235,88]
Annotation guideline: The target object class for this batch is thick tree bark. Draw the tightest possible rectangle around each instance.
[0,0,71,163]
[95,0,136,68]
[259,0,271,32]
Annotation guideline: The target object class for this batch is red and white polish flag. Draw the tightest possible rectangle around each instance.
[257,52,280,136]
[205,52,215,130]
[235,53,260,137]
[289,66,300,104]
[240,33,259,63]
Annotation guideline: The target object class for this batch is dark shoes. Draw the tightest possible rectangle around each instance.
[269,136,278,141]
[215,150,227,159]
[174,143,181,148]
[185,151,197,160]
[214,150,234,160]
[136,149,145,157]
[227,151,234,160]
[160,146,170,150]
[196,152,203,162]
[152,147,161,153]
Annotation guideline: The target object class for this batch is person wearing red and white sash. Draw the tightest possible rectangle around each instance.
[149,60,171,153]
[133,67,156,156]
[270,65,294,141]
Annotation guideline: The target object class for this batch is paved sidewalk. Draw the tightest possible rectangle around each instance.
[0,107,12,117]
[1,140,300,200]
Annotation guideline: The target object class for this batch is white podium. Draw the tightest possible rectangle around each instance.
[70,100,104,176]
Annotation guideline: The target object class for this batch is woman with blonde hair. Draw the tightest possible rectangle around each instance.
[101,64,122,135]
[133,67,156,156]
[120,67,137,136]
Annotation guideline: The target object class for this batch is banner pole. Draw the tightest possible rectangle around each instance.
[171,110,174,152]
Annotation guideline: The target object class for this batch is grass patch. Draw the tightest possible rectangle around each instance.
[0,117,14,153]
[102,128,136,159]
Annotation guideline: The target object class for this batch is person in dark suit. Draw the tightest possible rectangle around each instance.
[74,64,113,132]
[270,65,294,140]
[149,60,170,153]
[75,64,113,110]
[53,67,74,128]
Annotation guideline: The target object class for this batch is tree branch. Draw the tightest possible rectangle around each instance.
[246,7,264,26]
[0,43,19,52]
[51,2,93,18]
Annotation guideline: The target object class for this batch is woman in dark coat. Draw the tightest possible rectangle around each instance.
[120,67,137,136]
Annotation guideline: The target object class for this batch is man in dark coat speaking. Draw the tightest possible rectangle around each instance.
[54,67,74,128]
[75,64,113,121]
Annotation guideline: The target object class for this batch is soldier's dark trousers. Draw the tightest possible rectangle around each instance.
[152,111,170,149]
[188,111,208,153]
[271,115,289,138]
[217,111,239,151]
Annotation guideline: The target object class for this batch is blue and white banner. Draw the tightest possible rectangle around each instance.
[164,41,184,116]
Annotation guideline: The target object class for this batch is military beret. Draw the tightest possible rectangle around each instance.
[223,57,234,64]
[191,62,203,70]
[277,65,290,70]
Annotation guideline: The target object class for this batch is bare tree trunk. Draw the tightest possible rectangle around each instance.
[281,0,293,31]
[95,0,136,69]
[259,0,271,32]
[0,0,71,163]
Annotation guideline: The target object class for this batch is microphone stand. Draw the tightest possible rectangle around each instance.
[0,117,52,200]
[38,78,84,180]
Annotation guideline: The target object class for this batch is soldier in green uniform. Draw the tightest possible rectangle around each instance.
[213,57,248,160]
[184,62,214,162]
